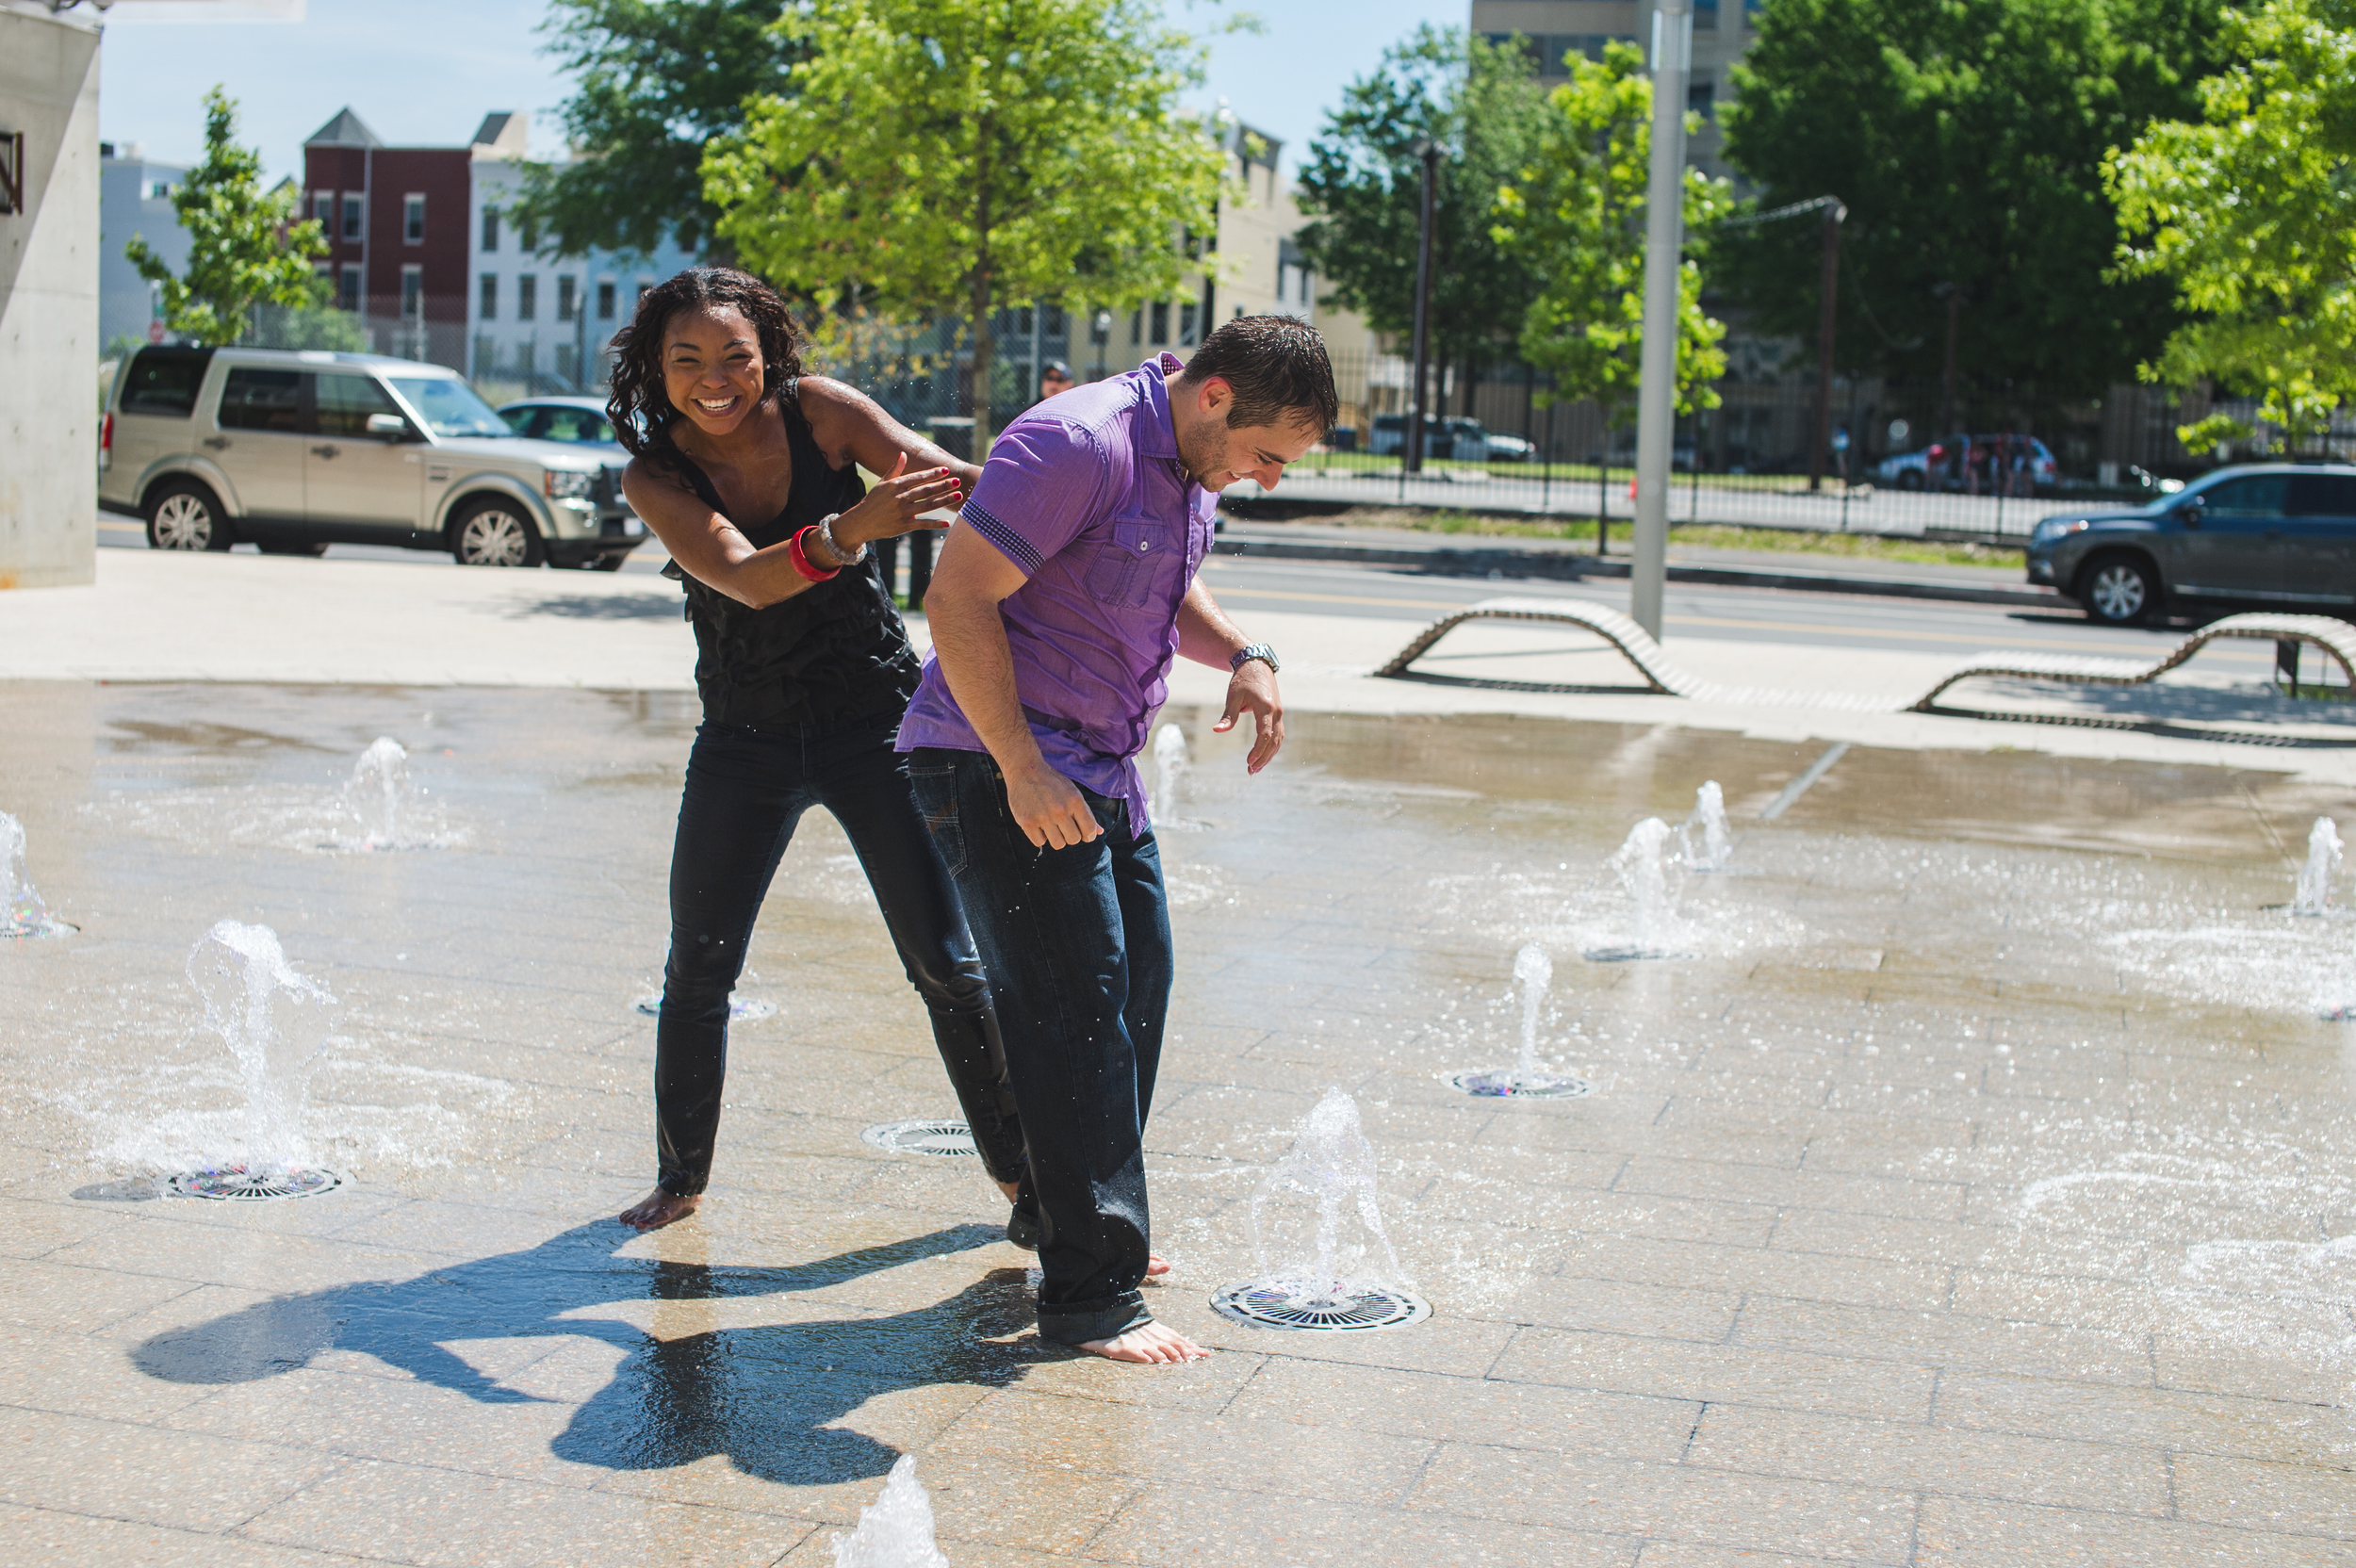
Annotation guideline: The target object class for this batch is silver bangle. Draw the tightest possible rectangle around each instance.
[817,512,867,566]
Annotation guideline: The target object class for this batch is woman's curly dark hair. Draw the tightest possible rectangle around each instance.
[605,267,805,472]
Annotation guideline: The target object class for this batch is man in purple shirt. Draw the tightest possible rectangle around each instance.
[902,317,1336,1364]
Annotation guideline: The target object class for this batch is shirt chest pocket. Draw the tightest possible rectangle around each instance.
[1082,518,1176,610]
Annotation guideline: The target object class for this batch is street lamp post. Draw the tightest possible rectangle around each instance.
[1406,138,1439,477]
[1806,200,1847,493]
[1630,0,1692,640]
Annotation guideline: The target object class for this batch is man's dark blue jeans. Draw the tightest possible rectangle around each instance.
[656,719,1026,1197]
[904,746,1171,1347]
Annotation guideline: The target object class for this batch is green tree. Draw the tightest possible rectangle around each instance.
[513,0,801,263]
[1720,0,2224,411]
[705,0,1225,447]
[1293,26,1548,401]
[2106,0,2356,452]
[1493,41,1729,420]
[125,88,332,349]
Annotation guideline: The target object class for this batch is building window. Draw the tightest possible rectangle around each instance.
[1178,302,1197,347]
[480,273,498,321]
[557,275,577,322]
[1695,0,1720,26]
[311,190,333,226]
[1130,308,1142,347]
[339,263,362,311]
[342,193,364,240]
[556,343,580,385]
[481,205,499,253]
[597,280,615,320]
[1150,302,1169,346]
[1688,81,1716,120]
[514,340,535,376]
[517,274,537,321]
[403,193,426,244]
[400,264,423,319]
[147,180,174,200]
[520,218,539,254]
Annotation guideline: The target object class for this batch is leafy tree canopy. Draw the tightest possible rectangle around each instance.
[706,0,1226,445]
[125,88,330,349]
[1721,0,2224,406]
[1294,25,1547,370]
[1495,41,1729,416]
[2107,0,2356,450]
[515,0,801,263]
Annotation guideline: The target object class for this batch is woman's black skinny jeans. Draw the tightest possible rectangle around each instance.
[654,717,1025,1195]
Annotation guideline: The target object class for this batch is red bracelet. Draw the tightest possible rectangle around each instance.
[788,525,840,583]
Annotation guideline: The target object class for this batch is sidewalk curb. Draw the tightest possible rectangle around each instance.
[1208,534,2068,610]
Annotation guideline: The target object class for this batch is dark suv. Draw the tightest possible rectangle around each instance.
[2025,464,2356,626]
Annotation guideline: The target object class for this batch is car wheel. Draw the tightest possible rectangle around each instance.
[146,481,232,551]
[589,554,627,572]
[450,498,545,567]
[257,540,330,558]
[2081,553,2159,626]
[1896,470,1924,492]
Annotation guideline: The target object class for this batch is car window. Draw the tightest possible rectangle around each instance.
[2287,475,2356,517]
[120,348,216,417]
[541,407,614,444]
[216,368,305,433]
[499,406,540,436]
[384,376,509,438]
[2200,476,2290,517]
[315,373,403,438]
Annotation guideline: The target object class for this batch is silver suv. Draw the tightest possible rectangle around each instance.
[100,347,645,569]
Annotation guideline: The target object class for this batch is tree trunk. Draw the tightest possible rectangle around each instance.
[968,147,995,454]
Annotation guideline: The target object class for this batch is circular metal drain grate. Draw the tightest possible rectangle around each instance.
[1210,1279,1431,1332]
[167,1166,343,1201]
[859,1119,979,1157]
[632,995,776,1021]
[1446,1068,1593,1100]
[3,918,76,939]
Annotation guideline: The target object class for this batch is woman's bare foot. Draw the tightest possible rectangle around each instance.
[1146,1252,1171,1278]
[617,1188,699,1230]
[1077,1319,1209,1364]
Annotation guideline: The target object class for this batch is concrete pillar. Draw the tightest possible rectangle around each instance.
[0,8,102,590]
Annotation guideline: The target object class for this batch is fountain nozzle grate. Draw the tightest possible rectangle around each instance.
[167,1165,343,1200]
[1211,1279,1431,1332]
[1447,1069,1593,1099]
[859,1119,979,1157]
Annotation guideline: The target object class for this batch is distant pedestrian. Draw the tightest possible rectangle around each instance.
[904,316,1337,1364]
[605,267,1027,1234]
[1038,360,1075,404]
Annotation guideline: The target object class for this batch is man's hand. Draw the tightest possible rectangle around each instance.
[1213,659,1284,774]
[1006,759,1104,849]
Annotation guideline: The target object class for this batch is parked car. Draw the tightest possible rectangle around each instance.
[1366,414,1527,462]
[2025,463,2356,626]
[100,346,645,569]
[497,395,626,455]
[1876,433,2057,492]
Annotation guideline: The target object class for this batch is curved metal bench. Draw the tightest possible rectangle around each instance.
[1376,599,2356,717]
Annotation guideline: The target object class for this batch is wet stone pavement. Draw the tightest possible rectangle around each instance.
[3,680,2356,1565]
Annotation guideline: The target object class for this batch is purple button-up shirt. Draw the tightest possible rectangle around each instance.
[896,353,1217,830]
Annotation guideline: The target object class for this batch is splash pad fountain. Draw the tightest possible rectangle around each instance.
[1,811,74,938]
[1582,816,1693,962]
[1211,1087,1429,1331]
[830,1454,950,1567]
[1680,780,1733,872]
[342,738,421,850]
[170,920,343,1200]
[1448,944,1592,1099]
[1147,721,1200,829]
[2295,817,2344,917]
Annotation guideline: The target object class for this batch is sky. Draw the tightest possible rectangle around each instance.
[93,0,1455,184]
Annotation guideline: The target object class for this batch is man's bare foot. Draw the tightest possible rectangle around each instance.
[1077,1319,1209,1364]
[617,1187,699,1230]
[995,1176,1021,1203]
[1145,1252,1171,1278]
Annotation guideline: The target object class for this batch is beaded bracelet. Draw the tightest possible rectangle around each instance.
[787,525,840,583]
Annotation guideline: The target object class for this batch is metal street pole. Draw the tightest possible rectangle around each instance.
[1806,200,1846,493]
[1630,0,1692,640]
[1406,138,1439,477]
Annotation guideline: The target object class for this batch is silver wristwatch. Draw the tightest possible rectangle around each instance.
[1229,642,1280,674]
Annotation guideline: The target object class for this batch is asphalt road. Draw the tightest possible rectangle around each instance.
[96,511,2279,677]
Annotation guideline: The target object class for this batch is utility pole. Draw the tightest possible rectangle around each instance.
[1629,0,1691,641]
[1406,138,1439,477]
[1936,283,1963,434]
[1806,199,1847,493]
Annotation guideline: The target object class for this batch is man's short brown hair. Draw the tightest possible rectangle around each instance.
[1182,315,1338,437]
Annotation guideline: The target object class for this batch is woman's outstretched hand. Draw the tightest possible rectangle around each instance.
[840,452,964,546]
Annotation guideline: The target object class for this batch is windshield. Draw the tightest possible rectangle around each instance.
[385,375,511,438]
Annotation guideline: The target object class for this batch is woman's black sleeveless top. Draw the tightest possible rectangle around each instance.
[663,384,921,729]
